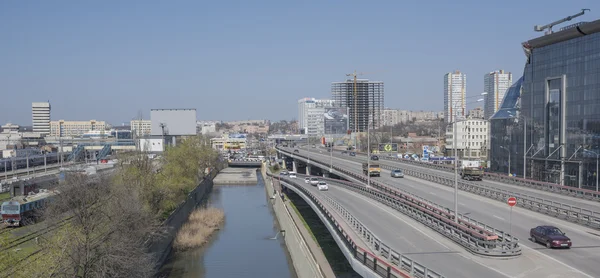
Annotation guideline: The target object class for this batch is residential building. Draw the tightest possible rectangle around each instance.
[1,123,20,133]
[50,120,108,137]
[490,18,600,188]
[383,110,444,126]
[468,107,485,119]
[446,119,489,160]
[331,79,384,131]
[222,120,270,134]
[297,98,337,136]
[32,102,51,136]
[444,71,467,123]
[197,121,217,135]
[130,120,152,137]
[484,70,513,120]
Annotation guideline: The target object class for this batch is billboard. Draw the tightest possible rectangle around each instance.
[151,109,197,136]
[378,143,398,152]
[324,107,349,134]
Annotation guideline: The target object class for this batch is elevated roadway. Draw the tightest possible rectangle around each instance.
[281,147,600,277]
[350,151,600,210]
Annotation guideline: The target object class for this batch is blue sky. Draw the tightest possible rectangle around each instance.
[1,0,599,125]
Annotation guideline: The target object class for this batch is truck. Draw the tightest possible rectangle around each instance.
[362,163,381,177]
[459,160,483,181]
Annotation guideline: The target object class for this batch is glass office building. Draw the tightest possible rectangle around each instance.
[490,19,600,188]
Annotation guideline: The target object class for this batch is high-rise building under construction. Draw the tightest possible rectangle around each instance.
[331,79,384,132]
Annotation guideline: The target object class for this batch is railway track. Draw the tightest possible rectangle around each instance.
[0,216,73,253]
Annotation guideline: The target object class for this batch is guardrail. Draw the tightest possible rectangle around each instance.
[298,148,600,230]
[360,151,600,202]
[278,148,522,257]
[272,174,441,278]
[387,164,600,229]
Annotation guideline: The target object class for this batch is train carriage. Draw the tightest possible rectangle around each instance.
[0,189,56,227]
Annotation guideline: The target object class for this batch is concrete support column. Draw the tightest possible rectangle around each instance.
[306,165,311,175]
[292,160,298,173]
[322,172,329,178]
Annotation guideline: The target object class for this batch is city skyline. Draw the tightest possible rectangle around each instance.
[3,1,599,124]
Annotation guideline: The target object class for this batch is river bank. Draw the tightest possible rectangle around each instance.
[161,170,295,278]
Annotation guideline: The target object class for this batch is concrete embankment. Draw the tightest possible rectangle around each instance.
[150,169,219,273]
[213,167,258,185]
[261,164,335,278]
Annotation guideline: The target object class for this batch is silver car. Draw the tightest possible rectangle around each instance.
[391,169,404,178]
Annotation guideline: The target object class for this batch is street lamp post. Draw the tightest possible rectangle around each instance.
[451,93,486,223]
[584,149,599,192]
[367,119,371,188]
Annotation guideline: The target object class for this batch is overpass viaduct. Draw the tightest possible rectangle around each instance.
[277,146,600,278]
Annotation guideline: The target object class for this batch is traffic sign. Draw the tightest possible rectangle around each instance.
[384,144,392,152]
[507,197,517,207]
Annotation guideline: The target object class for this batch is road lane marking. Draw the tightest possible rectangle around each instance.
[329,184,514,277]
[493,215,505,221]
[429,191,437,195]
[520,245,594,278]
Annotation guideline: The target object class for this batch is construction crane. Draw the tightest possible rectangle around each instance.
[534,9,590,35]
[345,70,381,134]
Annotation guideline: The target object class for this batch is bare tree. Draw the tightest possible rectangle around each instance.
[24,173,158,278]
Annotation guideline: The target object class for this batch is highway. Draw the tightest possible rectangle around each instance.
[349,151,600,212]
[284,148,600,277]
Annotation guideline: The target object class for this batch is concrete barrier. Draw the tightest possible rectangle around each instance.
[261,163,332,278]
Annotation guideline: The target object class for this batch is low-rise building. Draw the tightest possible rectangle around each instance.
[468,107,485,119]
[50,120,108,137]
[130,120,151,137]
[210,134,247,151]
[197,121,217,135]
[445,119,489,160]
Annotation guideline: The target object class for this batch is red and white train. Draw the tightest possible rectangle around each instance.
[1,189,56,227]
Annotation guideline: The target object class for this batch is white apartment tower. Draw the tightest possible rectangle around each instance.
[484,70,513,120]
[444,71,467,123]
[32,102,51,136]
[297,98,336,136]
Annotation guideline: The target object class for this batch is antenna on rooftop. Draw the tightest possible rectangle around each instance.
[534,9,590,35]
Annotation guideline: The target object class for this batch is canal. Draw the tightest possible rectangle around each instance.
[162,171,296,278]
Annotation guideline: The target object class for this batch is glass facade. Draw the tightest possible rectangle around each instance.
[490,25,600,188]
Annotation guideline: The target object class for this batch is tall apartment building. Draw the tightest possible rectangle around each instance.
[444,71,467,123]
[484,70,513,120]
[297,98,336,136]
[50,120,108,137]
[32,102,51,136]
[130,120,152,137]
[331,79,384,132]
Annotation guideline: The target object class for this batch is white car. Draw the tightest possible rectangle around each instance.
[289,172,297,178]
[304,177,310,184]
[317,181,329,191]
[309,177,319,186]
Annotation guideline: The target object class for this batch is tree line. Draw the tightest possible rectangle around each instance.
[1,135,220,278]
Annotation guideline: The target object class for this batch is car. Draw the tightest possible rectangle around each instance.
[530,225,572,249]
[317,181,329,191]
[341,151,348,154]
[293,149,299,153]
[371,155,379,161]
[280,170,289,176]
[349,152,356,156]
[289,172,297,178]
[304,177,310,184]
[391,169,404,178]
[309,177,319,186]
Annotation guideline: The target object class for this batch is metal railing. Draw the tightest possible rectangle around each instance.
[300,148,600,230]
[370,152,600,202]
[385,164,600,229]
[271,173,441,278]
[278,148,522,257]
